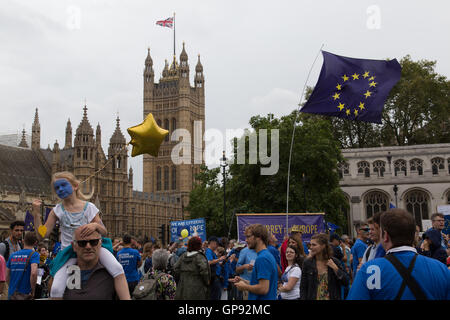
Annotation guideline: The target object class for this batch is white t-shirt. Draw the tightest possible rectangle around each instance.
[53,202,99,250]
[280,264,301,300]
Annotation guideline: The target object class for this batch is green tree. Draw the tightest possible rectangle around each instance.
[186,165,226,237]
[188,112,349,237]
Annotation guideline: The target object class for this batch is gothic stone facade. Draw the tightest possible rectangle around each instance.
[339,143,450,238]
[0,45,205,240]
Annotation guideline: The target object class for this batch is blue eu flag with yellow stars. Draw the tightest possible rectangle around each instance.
[300,51,401,124]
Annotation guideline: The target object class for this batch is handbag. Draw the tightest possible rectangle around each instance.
[10,251,34,300]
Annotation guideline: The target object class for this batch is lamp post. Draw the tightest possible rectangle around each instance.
[393,184,398,208]
[220,151,228,235]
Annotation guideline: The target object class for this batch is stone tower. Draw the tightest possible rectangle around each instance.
[73,105,96,195]
[31,108,40,150]
[142,44,205,215]
[107,115,128,234]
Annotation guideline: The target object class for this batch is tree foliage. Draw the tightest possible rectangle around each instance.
[188,112,349,237]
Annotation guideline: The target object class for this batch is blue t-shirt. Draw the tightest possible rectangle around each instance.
[351,239,368,276]
[347,250,450,300]
[205,248,220,276]
[6,249,40,299]
[248,249,278,300]
[236,247,258,282]
[116,247,141,282]
[267,245,281,272]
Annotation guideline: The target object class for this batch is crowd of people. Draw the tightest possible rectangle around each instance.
[0,171,449,300]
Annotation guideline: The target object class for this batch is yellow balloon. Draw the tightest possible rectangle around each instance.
[38,225,47,238]
[127,113,168,157]
[181,229,189,238]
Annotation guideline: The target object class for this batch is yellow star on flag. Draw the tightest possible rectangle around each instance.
[364,90,372,98]
[352,73,360,80]
[342,74,349,82]
[359,102,365,110]
[369,81,377,87]
[346,109,351,116]
[363,71,370,78]
[337,103,345,111]
[336,84,342,90]
[354,109,359,116]
[127,113,169,157]
[332,92,340,100]
[368,76,375,81]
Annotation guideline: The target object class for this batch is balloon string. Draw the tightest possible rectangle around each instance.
[80,142,130,185]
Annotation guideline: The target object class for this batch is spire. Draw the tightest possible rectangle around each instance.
[145,47,153,66]
[18,128,28,148]
[76,103,94,136]
[180,42,188,62]
[96,122,101,146]
[109,115,126,145]
[65,118,72,149]
[195,54,204,90]
[162,59,169,78]
[195,54,203,73]
[31,108,40,150]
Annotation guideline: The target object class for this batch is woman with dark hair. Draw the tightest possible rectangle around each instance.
[278,245,303,300]
[300,233,349,300]
[174,236,211,300]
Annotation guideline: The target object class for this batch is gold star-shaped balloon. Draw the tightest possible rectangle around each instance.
[127,113,168,157]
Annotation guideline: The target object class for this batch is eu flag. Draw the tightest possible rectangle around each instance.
[300,51,401,124]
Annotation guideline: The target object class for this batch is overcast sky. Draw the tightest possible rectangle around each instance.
[1,0,449,191]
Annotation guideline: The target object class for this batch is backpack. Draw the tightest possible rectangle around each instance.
[132,271,165,300]
[2,239,22,262]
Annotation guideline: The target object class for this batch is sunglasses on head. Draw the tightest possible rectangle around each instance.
[76,239,101,247]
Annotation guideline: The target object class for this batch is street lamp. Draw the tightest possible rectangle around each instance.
[220,150,228,235]
[393,184,398,208]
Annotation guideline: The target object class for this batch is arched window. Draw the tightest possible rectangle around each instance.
[83,148,88,160]
[394,159,407,176]
[164,166,169,190]
[164,119,170,142]
[405,190,429,230]
[431,157,444,175]
[373,160,386,177]
[156,167,161,191]
[117,156,121,169]
[357,161,370,178]
[338,162,349,179]
[410,158,423,175]
[172,118,177,132]
[365,191,389,219]
[77,148,81,158]
[172,166,177,190]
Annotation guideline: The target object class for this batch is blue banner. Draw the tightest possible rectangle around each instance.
[170,218,207,243]
[236,213,325,244]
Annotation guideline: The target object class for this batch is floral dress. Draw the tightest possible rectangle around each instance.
[316,272,330,300]
[149,269,177,300]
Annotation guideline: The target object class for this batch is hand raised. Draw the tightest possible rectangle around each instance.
[31,199,42,216]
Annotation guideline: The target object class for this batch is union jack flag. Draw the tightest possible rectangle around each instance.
[156,17,174,28]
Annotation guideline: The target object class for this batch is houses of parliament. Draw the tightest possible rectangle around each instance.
[0,43,205,242]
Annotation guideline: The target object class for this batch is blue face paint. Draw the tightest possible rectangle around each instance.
[53,179,74,199]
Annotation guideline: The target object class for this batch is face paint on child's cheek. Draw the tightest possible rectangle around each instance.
[53,179,74,199]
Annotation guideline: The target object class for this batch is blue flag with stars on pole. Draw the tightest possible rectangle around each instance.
[300,51,401,124]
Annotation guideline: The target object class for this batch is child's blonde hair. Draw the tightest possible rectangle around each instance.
[51,171,94,201]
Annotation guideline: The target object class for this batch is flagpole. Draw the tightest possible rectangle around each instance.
[285,44,324,239]
[173,12,176,57]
